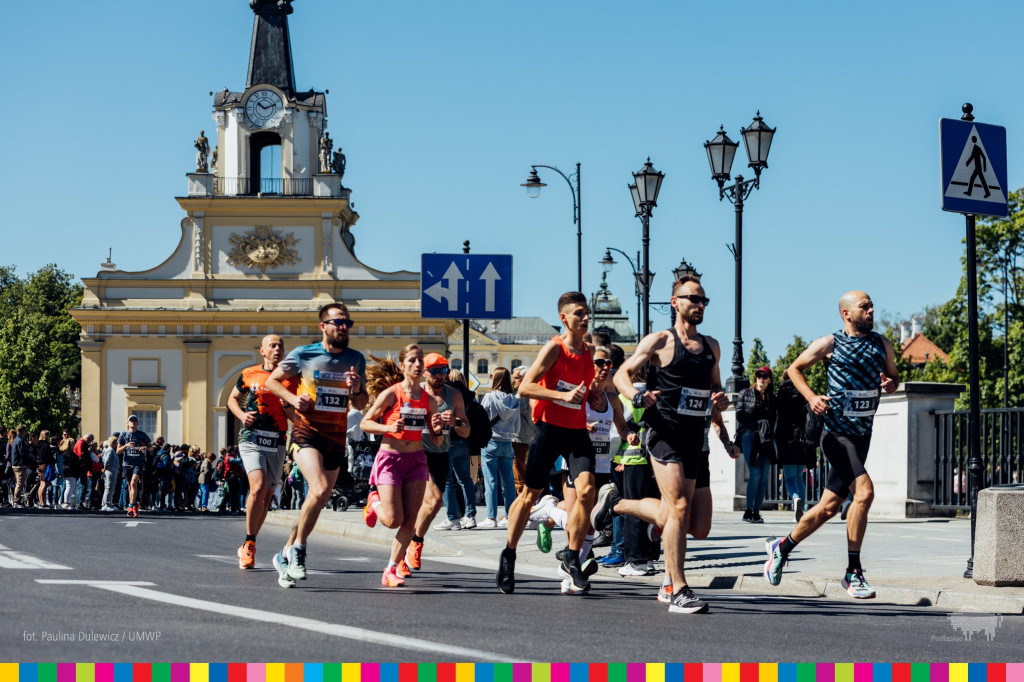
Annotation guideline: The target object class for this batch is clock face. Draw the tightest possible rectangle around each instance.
[244,89,285,129]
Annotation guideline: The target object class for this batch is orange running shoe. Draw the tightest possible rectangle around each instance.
[363,490,380,528]
[381,565,405,587]
[406,540,423,570]
[238,540,256,569]
[657,584,674,604]
[396,558,412,578]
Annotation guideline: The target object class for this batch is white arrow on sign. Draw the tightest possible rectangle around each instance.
[118,521,154,528]
[480,262,501,312]
[423,262,463,312]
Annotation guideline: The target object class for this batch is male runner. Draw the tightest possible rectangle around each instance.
[595,275,728,614]
[496,291,596,595]
[228,334,296,569]
[266,303,367,588]
[405,353,470,570]
[116,415,151,518]
[764,290,899,598]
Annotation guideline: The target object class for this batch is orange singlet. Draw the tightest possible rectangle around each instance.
[531,336,595,430]
[383,383,432,442]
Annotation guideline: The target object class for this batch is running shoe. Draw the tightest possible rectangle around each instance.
[742,509,753,522]
[554,545,572,562]
[763,536,786,586]
[581,558,599,578]
[558,559,590,593]
[531,494,557,516]
[272,551,295,588]
[598,552,625,568]
[536,522,553,553]
[668,586,709,614]
[591,483,621,532]
[363,490,380,528]
[657,583,674,604]
[496,547,516,594]
[406,540,423,570]
[287,546,307,580]
[794,497,804,522]
[618,562,649,577]
[478,518,498,528]
[382,565,405,587]
[645,560,657,574]
[647,523,663,543]
[433,518,461,531]
[396,558,413,579]
[497,517,509,528]
[238,540,256,569]
[841,569,876,599]
[460,515,477,529]
[751,512,765,524]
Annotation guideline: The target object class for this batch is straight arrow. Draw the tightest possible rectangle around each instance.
[480,262,500,312]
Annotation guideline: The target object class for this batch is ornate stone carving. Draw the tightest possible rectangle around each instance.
[319,131,333,174]
[194,130,210,173]
[226,225,300,273]
[192,218,204,271]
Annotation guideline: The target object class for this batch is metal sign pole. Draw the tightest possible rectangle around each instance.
[964,211,984,578]
[462,240,471,388]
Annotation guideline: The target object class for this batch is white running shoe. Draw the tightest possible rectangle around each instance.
[433,517,462,531]
[497,517,509,528]
[478,518,498,528]
[460,515,477,529]
[618,562,649,577]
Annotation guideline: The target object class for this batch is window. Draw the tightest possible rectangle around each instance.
[510,359,522,370]
[135,410,157,438]
[451,358,463,370]
[477,359,489,375]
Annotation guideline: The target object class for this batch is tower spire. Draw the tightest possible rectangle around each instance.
[247,0,297,97]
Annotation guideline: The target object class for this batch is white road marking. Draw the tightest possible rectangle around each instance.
[195,555,333,575]
[36,579,516,662]
[118,521,154,528]
[0,550,72,570]
[333,557,371,562]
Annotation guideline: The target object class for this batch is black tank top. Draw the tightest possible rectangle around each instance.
[647,328,716,428]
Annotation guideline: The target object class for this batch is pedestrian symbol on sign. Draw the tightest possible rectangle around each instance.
[944,125,1003,205]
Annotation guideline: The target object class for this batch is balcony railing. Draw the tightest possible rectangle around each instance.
[213,177,313,197]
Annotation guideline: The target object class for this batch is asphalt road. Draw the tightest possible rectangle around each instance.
[1,510,1020,662]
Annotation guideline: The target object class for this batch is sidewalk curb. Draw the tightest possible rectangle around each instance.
[262,511,1024,614]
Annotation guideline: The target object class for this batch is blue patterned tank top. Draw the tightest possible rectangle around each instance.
[824,329,887,436]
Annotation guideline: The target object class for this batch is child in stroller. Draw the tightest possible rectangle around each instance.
[330,436,378,512]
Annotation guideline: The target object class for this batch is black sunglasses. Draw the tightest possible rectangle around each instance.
[323,318,355,328]
[594,358,612,368]
[677,294,710,306]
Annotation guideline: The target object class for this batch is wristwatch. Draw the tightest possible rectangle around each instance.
[455,418,463,427]
[632,392,645,408]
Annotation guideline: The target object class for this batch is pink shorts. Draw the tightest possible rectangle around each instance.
[370,447,429,487]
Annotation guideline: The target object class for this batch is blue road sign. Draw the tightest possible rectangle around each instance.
[940,118,1008,217]
[420,253,513,320]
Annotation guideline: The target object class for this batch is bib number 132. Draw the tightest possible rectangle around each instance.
[315,386,349,413]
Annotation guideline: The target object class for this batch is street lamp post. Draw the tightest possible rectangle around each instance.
[521,163,582,292]
[602,248,643,342]
[630,158,665,338]
[705,111,776,393]
[649,260,703,325]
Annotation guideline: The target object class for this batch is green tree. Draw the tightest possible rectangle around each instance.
[745,337,770,384]
[772,335,827,396]
[0,265,83,432]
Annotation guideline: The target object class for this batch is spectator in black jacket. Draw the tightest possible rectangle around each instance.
[11,426,32,508]
[736,367,776,523]
[775,372,824,522]
[35,430,55,507]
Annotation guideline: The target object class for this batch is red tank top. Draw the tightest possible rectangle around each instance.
[384,383,432,442]
[532,336,595,430]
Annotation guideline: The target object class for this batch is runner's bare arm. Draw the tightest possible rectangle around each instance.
[227,382,256,427]
[705,336,729,410]
[788,335,836,414]
[879,336,901,394]
[427,396,443,446]
[612,331,667,406]
[518,338,581,403]
[610,392,639,446]
[360,387,399,435]
[450,390,471,439]
[267,364,304,411]
[347,365,369,411]
[711,405,740,458]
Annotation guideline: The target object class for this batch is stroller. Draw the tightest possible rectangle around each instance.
[330,437,377,512]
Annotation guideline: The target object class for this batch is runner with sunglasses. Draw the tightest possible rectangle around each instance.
[595,276,728,614]
[266,303,367,588]
[404,353,470,571]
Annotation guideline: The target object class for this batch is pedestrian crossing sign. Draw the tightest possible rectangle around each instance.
[940,118,1008,217]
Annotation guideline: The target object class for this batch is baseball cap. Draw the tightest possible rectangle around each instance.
[755,366,772,378]
[127,415,138,422]
[423,353,449,369]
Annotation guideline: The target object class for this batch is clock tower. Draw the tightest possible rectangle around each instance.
[71,1,455,452]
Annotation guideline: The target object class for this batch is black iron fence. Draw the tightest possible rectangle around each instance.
[933,407,1024,510]
[213,177,313,196]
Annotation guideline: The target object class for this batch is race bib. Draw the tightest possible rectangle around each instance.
[400,404,427,432]
[590,420,612,455]
[844,389,879,418]
[553,379,583,410]
[315,385,350,413]
[253,429,280,453]
[676,387,711,417]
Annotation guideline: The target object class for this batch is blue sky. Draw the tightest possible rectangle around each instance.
[3,0,1021,367]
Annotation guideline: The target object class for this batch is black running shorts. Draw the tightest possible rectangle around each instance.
[523,421,595,491]
[643,422,705,481]
[426,450,451,488]
[821,430,871,495]
[290,421,346,471]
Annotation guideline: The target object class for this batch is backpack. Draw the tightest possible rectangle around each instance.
[465,399,493,449]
